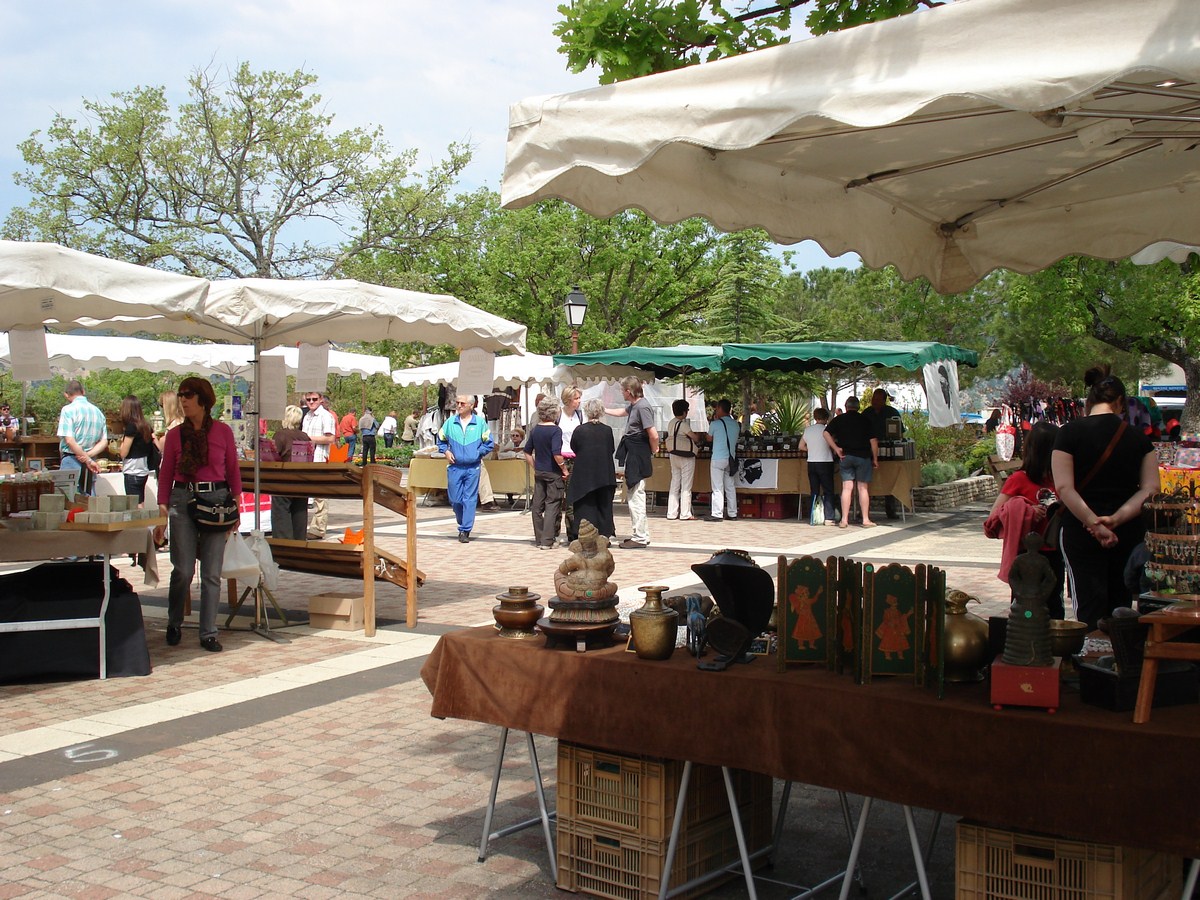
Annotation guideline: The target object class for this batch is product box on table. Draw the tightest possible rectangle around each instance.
[955,821,1181,899]
[308,592,364,631]
[1077,658,1199,712]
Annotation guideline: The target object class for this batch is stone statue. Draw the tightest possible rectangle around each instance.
[1002,531,1056,666]
[553,519,618,601]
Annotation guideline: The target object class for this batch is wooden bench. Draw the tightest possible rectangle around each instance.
[235,462,420,632]
[987,454,1023,482]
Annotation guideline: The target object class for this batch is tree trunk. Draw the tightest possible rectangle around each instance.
[1182,357,1200,434]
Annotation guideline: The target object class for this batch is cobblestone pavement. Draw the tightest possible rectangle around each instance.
[0,496,1019,898]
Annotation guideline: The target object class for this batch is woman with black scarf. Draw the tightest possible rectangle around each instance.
[153,377,242,652]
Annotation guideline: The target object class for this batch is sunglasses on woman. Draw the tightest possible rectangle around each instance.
[178,390,198,400]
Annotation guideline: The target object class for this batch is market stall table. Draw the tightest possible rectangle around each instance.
[422,627,1200,862]
[0,524,159,679]
[408,456,532,507]
[643,456,919,516]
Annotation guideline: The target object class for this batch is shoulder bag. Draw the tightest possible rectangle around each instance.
[1044,419,1127,550]
[723,420,740,476]
[189,481,240,532]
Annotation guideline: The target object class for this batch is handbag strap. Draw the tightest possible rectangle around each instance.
[722,417,735,458]
[671,418,684,452]
[1077,418,1127,492]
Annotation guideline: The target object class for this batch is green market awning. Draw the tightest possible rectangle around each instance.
[552,344,724,379]
[554,341,977,378]
[720,341,979,374]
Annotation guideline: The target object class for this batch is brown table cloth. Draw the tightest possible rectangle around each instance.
[422,626,1200,858]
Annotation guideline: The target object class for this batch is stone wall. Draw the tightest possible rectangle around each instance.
[910,475,998,512]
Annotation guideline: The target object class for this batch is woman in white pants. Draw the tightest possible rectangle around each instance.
[665,399,697,519]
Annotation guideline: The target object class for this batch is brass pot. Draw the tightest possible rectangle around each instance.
[943,590,990,683]
[493,586,544,639]
[1049,619,1087,658]
[629,585,679,660]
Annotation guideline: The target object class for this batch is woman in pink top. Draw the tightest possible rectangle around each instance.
[153,377,243,653]
[983,422,1064,618]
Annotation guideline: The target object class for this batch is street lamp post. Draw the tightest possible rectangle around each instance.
[563,286,588,354]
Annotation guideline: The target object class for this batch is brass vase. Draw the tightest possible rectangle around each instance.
[493,586,544,639]
[943,590,990,682]
[629,585,679,660]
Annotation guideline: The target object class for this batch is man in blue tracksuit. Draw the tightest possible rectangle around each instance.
[437,394,494,543]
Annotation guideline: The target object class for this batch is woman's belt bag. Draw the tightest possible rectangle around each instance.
[187,481,239,532]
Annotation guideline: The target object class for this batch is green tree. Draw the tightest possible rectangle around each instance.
[554,0,945,84]
[5,63,474,280]
[390,196,758,356]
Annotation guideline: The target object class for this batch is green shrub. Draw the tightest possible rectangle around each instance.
[375,444,415,467]
[903,412,986,471]
[963,436,997,474]
[920,461,959,486]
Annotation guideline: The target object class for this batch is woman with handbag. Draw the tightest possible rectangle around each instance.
[1051,366,1158,629]
[153,377,242,652]
[983,422,1065,618]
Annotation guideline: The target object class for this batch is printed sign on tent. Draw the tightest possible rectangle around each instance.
[258,354,287,421]
[457,347,496,396]
[296,343,330,394]
[8,328,51,382]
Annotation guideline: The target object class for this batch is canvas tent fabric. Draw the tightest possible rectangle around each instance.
[501,0,1200,293]
[0,333,389,380]
[549,345,724,380]
[195,278,527,354]
[554,341,978,377]
[392,354,559,390]
[719,342,979,374]
[0,240,209,332]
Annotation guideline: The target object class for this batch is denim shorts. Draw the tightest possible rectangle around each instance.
[839,454,873,483]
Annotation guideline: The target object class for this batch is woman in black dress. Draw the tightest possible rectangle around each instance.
[1051,366,1158,628]
[566,399,618,539]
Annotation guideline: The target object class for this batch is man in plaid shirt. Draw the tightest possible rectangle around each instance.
[57,380,107,495]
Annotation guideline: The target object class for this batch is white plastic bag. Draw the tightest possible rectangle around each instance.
[221,532,261,584]
[247,530,279,592]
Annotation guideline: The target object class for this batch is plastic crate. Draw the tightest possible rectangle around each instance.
[557,811,770,900]
[737,495,762,518]
[760,495,799,519]
[956,822,1181,899]
[557,742,771,840]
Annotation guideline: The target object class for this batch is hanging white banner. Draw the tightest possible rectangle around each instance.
[923,360,961,427]
[296,343,330,395]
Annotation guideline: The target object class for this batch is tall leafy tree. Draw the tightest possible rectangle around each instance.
[555,0,945,84]
[5,63,474,280]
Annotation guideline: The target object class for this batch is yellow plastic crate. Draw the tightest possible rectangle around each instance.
[557,812,769,900]
[556,741,771,840]
[956,822,1181,899]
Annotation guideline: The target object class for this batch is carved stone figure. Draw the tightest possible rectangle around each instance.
[553,519,618,601]
[1003,531,1056,666]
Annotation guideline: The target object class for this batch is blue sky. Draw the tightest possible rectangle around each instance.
[0,1,856,273]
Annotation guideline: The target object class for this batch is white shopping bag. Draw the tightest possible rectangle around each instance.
[221,532,261,584]
[247,530,279,592]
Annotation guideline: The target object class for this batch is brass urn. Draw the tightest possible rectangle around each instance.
[629,585,679,660]
[493,586,544,639]
[943,590,990,682]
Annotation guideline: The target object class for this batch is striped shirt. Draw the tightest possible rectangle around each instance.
[57,395,107,457]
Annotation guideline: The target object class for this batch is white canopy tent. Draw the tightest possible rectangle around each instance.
[0,332,390,380]
[0,240,209,332]
[501,0,1200,293]
[391,354,560,390]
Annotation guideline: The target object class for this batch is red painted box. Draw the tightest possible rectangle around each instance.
[760,495,799,519]
[990,656,1061,712]
[737,495,762,518]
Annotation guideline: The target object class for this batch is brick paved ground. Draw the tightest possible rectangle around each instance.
[0,495,1019,899]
